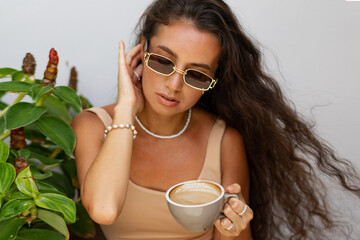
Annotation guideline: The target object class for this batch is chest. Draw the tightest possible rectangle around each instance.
[129,136,208,191]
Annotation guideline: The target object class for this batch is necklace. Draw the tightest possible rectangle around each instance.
[135,108,192,139]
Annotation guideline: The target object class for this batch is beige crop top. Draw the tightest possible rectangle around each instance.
[86,107,226,240]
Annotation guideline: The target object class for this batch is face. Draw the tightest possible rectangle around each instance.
[140,20,221,116]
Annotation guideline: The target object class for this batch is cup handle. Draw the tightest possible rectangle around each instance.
[218,192,239,219]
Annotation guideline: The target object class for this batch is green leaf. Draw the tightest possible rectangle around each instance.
[0,101,8,110]
[0,163,16,195]
[0,141,9,163]
[11,149,30,160]
[79,95,93,109]
[12,71,25,82]
[0,81,32,92]
[18,149,30,159]
[34,117,75,157]
[53,86,82,113]
[30,84,53,101]
[61,158,79,189]
[0,217,26,240]
[0,117,5,135]
[0,199,35,221]
[35,193,76,223]
[37,209,69,239]
[26,143,53,156]
[16,228,65,240]
[0,68,18,78]
[5,102,47,130]
[36,181,66,196]
[42,95,71,123]
[4,189,32,201]
[29,152,63,165]
[23,74,36,84]
[30,166,52,180]
[23,124,46,142]
[15,166,39,198]
[43,171,74,198]
[69,201,95,238]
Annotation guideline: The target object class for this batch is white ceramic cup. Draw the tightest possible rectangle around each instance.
[166,180,238,232]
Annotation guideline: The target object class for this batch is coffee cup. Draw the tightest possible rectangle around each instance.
[165,180,238,232]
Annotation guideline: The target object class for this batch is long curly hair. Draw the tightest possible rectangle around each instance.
[135,0,360,239]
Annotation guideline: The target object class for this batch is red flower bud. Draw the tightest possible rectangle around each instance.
[11,127,26,150]
[14,156,29,176]
[68,66,78,91]
[22,53,36,75]
[42,48,59,87]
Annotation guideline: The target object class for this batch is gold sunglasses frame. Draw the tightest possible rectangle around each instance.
[144,52,217,91]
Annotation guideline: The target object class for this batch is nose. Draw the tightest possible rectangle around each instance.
[165,67,184,92]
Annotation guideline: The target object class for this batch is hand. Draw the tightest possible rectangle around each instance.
[116,40,144,117]
[214,183,253,237]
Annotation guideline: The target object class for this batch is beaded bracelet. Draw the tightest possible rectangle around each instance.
[104,124,137,139]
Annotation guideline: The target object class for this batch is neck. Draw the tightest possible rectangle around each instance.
[136,108,191,137]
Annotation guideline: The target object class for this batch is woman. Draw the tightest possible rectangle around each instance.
[72,0,360,239]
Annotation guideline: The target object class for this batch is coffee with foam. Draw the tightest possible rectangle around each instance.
[169,181,221,205]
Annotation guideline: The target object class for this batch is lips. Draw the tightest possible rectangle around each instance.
[158,93,179,102]
[157,93,179,107]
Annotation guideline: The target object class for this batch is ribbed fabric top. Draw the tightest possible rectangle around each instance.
[85,107,226,240]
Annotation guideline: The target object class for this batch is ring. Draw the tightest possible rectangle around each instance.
[238,204,248,216]
[133,71,141,81]
[225,223,234,231]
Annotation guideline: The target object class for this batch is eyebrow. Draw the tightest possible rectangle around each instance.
[157,45,211,70]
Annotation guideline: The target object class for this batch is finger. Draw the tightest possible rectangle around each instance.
[228,198,250,218]
[214,219,233,237]
[226,183,241,194]
[223,203,246,233]
[118,40,126,68]
[134,63,143,76]
[118,40,130,84]
[220,216,232,229]
[126,44,142,66]
[130,52,142,69]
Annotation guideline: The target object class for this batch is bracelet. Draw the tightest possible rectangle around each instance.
[104,124,137,139]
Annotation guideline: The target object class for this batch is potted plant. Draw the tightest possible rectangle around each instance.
[0,49,96,240]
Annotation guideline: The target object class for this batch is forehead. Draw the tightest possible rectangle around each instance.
[150,20,221,69]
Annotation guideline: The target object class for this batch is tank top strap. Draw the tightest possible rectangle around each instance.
[198,118,226,183]
[85,107,113,127]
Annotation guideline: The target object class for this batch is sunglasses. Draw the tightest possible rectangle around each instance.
[144,52,217,91]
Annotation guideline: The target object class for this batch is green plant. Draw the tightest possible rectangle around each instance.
[0,50,95,239]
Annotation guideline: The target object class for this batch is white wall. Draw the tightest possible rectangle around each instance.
[1,0,359,237]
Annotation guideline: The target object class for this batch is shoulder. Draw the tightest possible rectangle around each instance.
[71,104,116,138]
[220,125,250,200]
[222,126,245,149]
[221,126,246,167]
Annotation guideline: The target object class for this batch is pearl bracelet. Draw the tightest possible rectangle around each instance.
[104,124,137,139]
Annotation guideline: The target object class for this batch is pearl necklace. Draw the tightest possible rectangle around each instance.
[135,109,192,139]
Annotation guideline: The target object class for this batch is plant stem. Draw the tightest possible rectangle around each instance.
[49,147,62,159]
[35,92,51,107]
[0,92,27,118]
[38,147,63,171]
[40,162,61,172]
[0,130,10,141]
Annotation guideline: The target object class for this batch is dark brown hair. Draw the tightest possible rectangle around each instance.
[135,0,360,239]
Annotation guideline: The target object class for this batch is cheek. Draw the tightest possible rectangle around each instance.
[185,89,203,106]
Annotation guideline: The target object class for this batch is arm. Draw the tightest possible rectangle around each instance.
[72,41,144,225]
[213,127,253,240]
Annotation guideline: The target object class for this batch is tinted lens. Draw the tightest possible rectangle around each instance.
[147,54,174,75]
[185,70,212,89]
